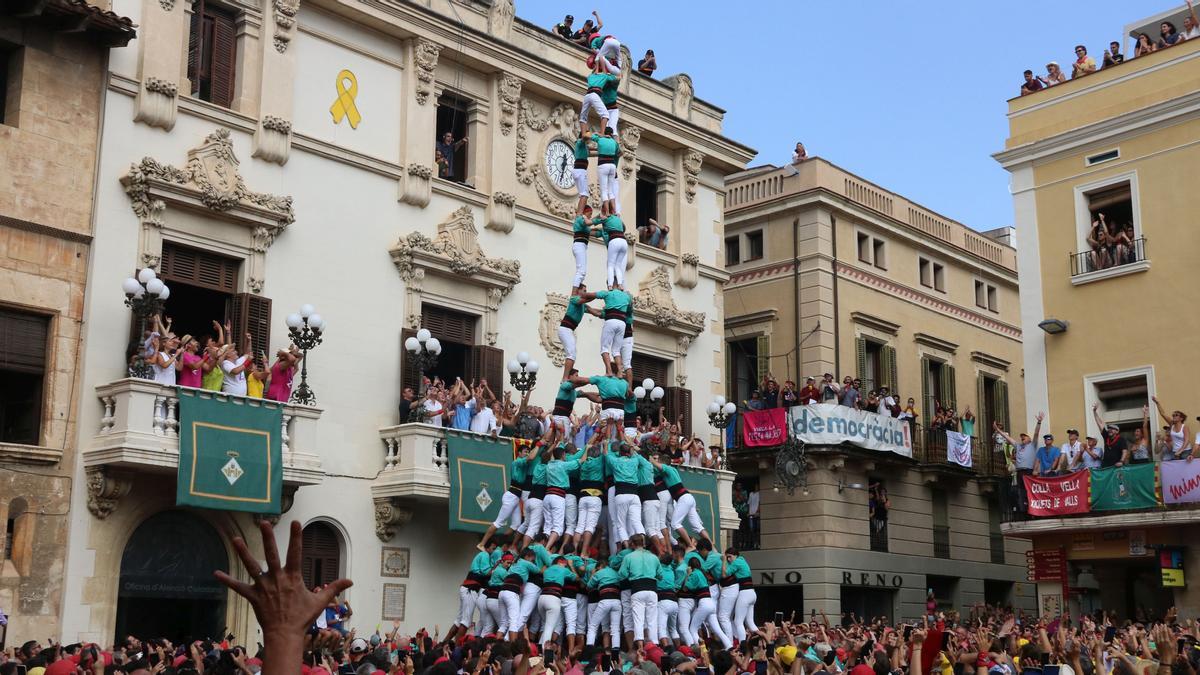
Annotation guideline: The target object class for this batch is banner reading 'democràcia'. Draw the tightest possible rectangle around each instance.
[787,404,912,457]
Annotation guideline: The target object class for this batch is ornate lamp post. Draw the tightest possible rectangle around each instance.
[773,437,808,496]
[403,327,442,392]
[706,396,738,469]
[122,268,171,378]
[507,351,539,394]
[634,378,665,422]
[285,304,325,405]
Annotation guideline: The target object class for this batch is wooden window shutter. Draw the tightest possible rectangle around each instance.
[664,386,692,437]
[882,345,897,391]
[421,306,476,345]
[941,364,957,411]
[755,335,769,384]
[997,380,1010,434]
[187,7,202,95]
[210,10,237,108]
[231,293,271,361]
[920,356,930,427]
[0,310,49,374]
[301,523,340,589]
[630,353,669,389]
[855,337,867,384]
[160,243,238,292]
[477,345,504,393]
[400,328,420,392]
[976,373,988,441]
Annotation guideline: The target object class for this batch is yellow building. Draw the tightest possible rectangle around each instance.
[994,9,1200,617]
[723,158,1031,618]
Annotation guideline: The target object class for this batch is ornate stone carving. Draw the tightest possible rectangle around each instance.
[248,277,265,294]
[390,206,521,295]
[159,0,175,9]
[682,253,700,265]
[488,0,515,41]
[676,372,689,387]
[413,39,442,106]
[498,74,522,136]
[135,77,179,131]
[492,191,516,206]
[619,124,642,180]
[144,77,178,97]
[487,191,517,233]
[538,292,569,366]
[142,252,161,268]
[634,266,705,332]
[374,497,413,541]
[676,335,693,356]
[402,164,434,207]
[408,164,433,179]
[677,252,700,289]
[516,100,578,185]
[86,467,131,519]
[272,0,300,53]
[254,115,293,166]
[262,115,292,134]
[619,44,632,88]
[664,73,694,117]
[682,149,704,204]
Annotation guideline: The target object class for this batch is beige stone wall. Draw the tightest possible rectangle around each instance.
[0,19,107,644]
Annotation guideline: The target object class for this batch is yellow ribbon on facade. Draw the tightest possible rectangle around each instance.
[329,69,361,129]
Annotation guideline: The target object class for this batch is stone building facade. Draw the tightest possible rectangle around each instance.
[0,0,134,645]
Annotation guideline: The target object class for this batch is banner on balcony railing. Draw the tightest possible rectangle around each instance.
[1160,460,1200,504]
[175,388,282,514]
[1023,471,1090,517]
[446,430,516,533]
[1090,463,1157,511]
[742,408,787,447]
[946,431,972,467]
[787,404,912,457]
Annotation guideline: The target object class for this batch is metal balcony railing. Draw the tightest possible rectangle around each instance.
[1069,236,1147,277]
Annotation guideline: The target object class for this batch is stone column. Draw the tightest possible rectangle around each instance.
[399,37,441,208]
[674,148,703,261]
[485,72,521,233]
[797,207,837,377]
[133,0,187,130]
[252,0,299,165]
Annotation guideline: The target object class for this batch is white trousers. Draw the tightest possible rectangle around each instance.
[733,589,759,641]
[671,493,704,533]
[580,91,607,128]
[538,594,562,646]
[612,492,640,542]
[564,493,577,535]
[657,598,679,641]
[677,597,696,645]
[551,415,573,439]
[575,596,589,634]
[519,581,541,628]
[562,595,579,635]
[499,589,521,634]
[621,336,633,371]
[631,589,658,644]
[482,596,501,635]
[606,237,627,287]
[717,584,739,641]
[492,490,523,529]
[600,318,625,356]
[543,493,567,535]
[587,598,621,646]
[570,242,588,289]
[575,494,602,534]
[606,107,621,135]
[641,498,660,539]
[656,490,672,533]
[456,586,477,627]
[597,37,622,71]
[519,496,544,537]
[690,596,732,649]
[597,162,618,201]
[621,588,633,632]
[573,167,589,197]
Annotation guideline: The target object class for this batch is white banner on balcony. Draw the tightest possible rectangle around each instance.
[946,430,973,467]
[786,404,912,457]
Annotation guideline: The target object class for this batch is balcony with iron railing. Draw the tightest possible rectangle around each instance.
[1069,236,1149,285]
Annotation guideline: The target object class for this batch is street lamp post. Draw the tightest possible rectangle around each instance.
[507,351,539,394]
[404,328,442,393]
[285,304,326,405]
[122,268,171,379]
[706,396,737,469]
[634,378,665,423]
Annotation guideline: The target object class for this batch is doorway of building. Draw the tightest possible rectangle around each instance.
[840,586,894,623]
[754,584,803,624]
[115,510,229,642]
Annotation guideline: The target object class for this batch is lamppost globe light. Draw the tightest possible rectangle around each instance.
[425,338,441,355]
[158,285,170,300]
[137,268,156,284]
[133,286,145,299]
[416,328,431,343]
[122,278,141,295]
[145,278,165,296]
[517,351,530,366]
[642,378,654,391]
[404,336,420,352]
[527,360,539,374]
[287,313,303,329]
[300,304,315,318]
[651,386,664,400]
[308,314,324,331]
[723,402,737,415]
[714,395,726,407]
[507,360,520,374]
[707,402,720,415]
[634,386,646,400]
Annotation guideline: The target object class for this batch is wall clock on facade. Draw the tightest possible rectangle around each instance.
[543,139,576,192]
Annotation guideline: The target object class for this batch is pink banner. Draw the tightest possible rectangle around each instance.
[1024,471,1090,516]
[742,408,787,447]
[1161,460,1200,504]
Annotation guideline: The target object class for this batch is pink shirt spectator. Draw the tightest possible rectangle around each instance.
[266,360,295,402]
[178,352,204,388]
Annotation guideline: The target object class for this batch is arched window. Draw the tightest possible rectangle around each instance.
[301,521,342,589]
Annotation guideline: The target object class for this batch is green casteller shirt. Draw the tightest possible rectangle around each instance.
[557,379,580,405]
[546,451,582,489]
[618,549,660,581]
[572,216,592,240]
[600,77,619,106]
[542,564,577,586]
[595,288,631,314]
[593,215,625,245]
[589,374,628,400]
[605,452,650,484]
[702,551,723,581]
[531,458,548,487]
[635,454,655,487]
[609,548,630,570]
[578,452,605,482]
[470,551,493,576]
[529,543,554,570]
[726,556,751,582]
[507,558,538,583]
[623,391,637,417]
[488,564,509,587]
[683,568,710,593]
[658,463,683,487]
[510,457,530,485]
[588,566,620,589]
[574,139,590,161]
[657,564,677,591]
[591,133,618,158]
[586,72,617,92]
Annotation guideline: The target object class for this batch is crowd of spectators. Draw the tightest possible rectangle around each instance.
[551,11,657,78]
[746,374,911,424]
[1021,1,1200,96]
[1084,213,1139,273]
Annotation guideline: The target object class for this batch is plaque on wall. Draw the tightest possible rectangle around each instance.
[382,583,406,621]
[381,547,411,577]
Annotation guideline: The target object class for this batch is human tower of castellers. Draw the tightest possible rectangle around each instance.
[443,24,758,660]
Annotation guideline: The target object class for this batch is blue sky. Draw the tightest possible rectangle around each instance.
[516,0,1169,231]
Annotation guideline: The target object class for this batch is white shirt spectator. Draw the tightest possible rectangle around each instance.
[152,351,177,386]
[1186,25,1200,40]
[471,405,498,435]
[747,490,760,517]
[683,452,702,467]
[876,395,895,416]
[422,398,444,427]
[1061,440,1083,471]
[1080,443,1103,470]
[221,355,248,395]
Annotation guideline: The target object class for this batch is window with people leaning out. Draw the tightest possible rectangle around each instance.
[1076,181,1142,276]
[435,93,470,184]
